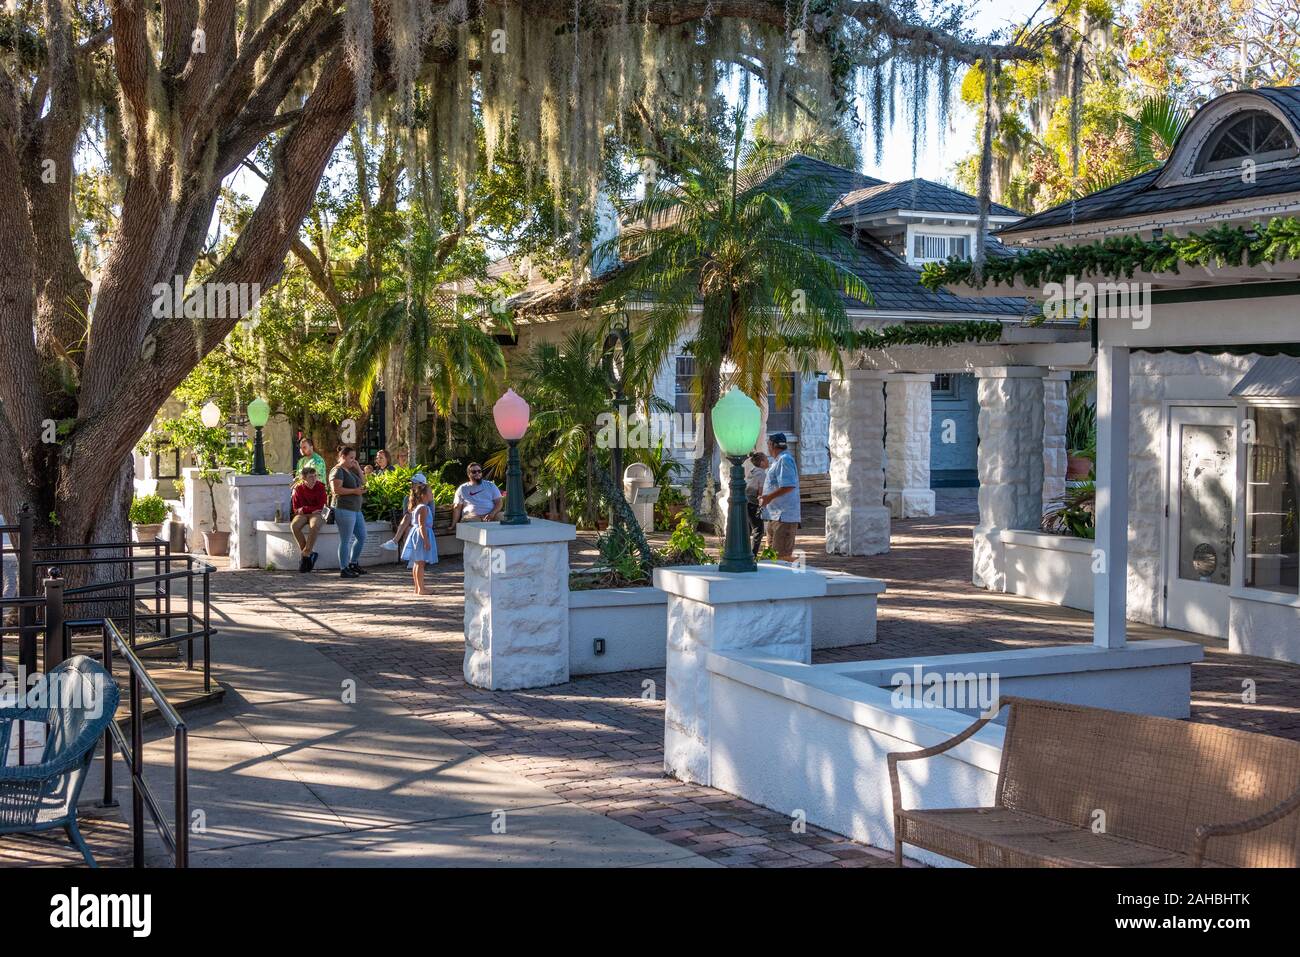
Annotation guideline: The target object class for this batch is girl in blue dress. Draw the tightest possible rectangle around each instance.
[400,484,438,594]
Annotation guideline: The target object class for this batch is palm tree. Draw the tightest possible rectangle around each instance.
[335,225,508,456]
[597,110,872,519]
[517,327,619,530]
[1079,95,1192,194]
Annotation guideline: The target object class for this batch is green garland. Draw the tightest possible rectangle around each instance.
[918,217,1300,293]
[781,320,1005,352]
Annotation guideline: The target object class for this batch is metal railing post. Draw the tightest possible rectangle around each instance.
[131,665,144,868]
[174,726,189,868]
[163,539,173,644]
[100,623,118,808]
[201,567,210,691]
[42,568,64,670]
[18,504,35,674]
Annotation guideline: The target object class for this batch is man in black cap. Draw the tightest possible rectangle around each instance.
[757,432,800,561]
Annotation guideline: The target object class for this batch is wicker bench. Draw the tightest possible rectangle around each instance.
[888,696,1300,868]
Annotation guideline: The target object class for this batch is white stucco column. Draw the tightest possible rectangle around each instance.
[458,520,576,689]
[1043,370,1071,510]
[972,367,1046,590]
[226,472,294,569]
[1093,345,1130,648]
[655,564,825,785]
[826,370,890,555]
[884,373,936,518]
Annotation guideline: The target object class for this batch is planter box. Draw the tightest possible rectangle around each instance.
[999,529,1094,611]
[565,564,887,675]
[808,568,887,647]
[257,520,396,570]
[569,586,668,675]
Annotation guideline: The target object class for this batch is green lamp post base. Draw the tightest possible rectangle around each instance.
[718,454,756,573]
[500,439,530,525]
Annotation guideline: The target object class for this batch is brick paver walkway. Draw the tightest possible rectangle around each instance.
[204,506,1300,867]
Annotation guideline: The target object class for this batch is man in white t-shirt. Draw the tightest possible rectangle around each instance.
[451,462,503,531]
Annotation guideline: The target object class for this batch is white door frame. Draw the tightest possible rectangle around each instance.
[1163,403,1237,638]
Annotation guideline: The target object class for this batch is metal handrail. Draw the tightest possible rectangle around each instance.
[101,619,189,869]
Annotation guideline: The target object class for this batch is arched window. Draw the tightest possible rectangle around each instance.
[1195,110,1298,173]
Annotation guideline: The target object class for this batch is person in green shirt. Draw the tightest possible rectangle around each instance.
[296,437,326,482]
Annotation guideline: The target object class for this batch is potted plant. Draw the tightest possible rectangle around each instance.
[1066,401,1096,480]
[129,493,169,542]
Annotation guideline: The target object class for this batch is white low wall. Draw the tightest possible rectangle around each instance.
[257,520,399,570]
[1229,591,1300,664]
[999,529,1095,612]
[703,638,1202,864]
[565,567,886,675]
[569,587,668,674]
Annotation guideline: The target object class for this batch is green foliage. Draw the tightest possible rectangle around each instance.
[919,217,1300,292]
[361,465,457,523]
[657,509,713,566]
[129,494,169,526]
[1044,481,1097,539]
[1067,401,1097,457]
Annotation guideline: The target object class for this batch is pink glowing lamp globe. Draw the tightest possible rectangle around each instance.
[493,388,531,441]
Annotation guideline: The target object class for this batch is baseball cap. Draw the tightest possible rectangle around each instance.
[411,472,428,485]
[768,432,788,448]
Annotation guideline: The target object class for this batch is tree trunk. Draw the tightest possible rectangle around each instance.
[689,363,721,527]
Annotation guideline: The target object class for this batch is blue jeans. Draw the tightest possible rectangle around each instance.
[334,509,366,569]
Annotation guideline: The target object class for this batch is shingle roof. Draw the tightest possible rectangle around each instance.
[511,156,1027,319]
[1001,86,1300,236]
[827,178,1021,222]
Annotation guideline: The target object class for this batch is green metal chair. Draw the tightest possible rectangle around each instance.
[1,655,120,867]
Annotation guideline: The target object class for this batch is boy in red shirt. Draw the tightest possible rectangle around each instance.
[291,467,328,572]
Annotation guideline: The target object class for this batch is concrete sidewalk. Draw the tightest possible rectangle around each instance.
[86,598,713,867]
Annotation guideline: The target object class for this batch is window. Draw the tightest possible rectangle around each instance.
[931,373,957,399]
[1244,408,1299,595]
[913,233,971,263]
[1196,111,1298,173]
[674,356,697,415]
[767,372,797,435]
[153,446,182,480]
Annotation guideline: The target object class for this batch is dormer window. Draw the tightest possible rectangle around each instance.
[913,232,971,263]
[1195,110,1298,173]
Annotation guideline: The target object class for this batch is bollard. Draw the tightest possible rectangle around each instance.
[42,568,65,670]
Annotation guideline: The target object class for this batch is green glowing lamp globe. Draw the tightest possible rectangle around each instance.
[711,387,761,457]
[246,397,271,429]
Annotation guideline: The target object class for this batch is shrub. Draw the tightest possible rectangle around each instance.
[361,464,458,522]
[1042,481,1095,539]
[656,508,712,566]
[129,494,169,526]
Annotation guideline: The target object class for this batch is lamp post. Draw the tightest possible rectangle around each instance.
[493,388,531,525]
[711,388,762,573]
[247,397,270,475]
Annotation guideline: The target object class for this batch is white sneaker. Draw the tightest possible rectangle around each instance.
[381,539,398,551]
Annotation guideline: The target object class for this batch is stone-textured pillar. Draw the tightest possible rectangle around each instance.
[884,373,936,518]
[655,564,825,785]
[972,367,1046,590]
[826,370,890,555]
[458,520,576,690]
[1043,371,1071,510]
[227,473,294,569]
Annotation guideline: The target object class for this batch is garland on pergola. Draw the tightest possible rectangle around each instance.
[780,319,1005,351]
[917,218,1300,293]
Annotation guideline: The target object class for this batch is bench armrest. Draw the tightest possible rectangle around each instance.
[887,702,1008,816]
[1192,783,1300,866]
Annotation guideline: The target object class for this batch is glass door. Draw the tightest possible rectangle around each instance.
[1165,407,1236,637]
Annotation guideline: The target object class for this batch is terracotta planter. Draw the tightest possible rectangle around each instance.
[203,530,231,557]
[1066,455,1093,480]
[133,523,163,543]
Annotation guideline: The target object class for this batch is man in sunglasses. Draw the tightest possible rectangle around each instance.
[450,462,503,533]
